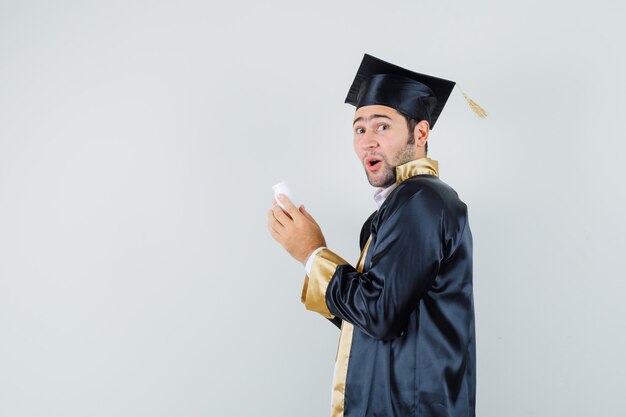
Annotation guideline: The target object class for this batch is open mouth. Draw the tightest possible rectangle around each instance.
[365,157,382,171]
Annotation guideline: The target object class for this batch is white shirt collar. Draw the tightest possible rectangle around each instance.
[373,183,397,209]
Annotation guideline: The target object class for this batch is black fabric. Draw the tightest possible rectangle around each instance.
[326,175,476,417]
[345,54,456,129]
[330,211,376,330]
[359,211,377,251]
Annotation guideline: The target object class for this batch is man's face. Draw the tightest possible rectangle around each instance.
[353,105,417,188]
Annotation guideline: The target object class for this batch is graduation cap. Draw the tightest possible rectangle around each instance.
[345,54,486,129]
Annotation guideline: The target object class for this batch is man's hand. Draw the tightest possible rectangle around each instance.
[267,194,326,264]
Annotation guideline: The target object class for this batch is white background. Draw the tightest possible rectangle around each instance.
[1,1,625,416]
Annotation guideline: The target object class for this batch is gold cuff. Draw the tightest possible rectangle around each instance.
[301,249,349,318]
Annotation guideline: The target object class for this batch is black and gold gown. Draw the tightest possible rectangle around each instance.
[302,158,476,417]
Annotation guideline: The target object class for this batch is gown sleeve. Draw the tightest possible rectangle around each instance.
[304,187,459,340]
[300,211,377,326]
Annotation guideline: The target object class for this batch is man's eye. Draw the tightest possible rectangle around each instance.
[355,127,365,134]
[377,124,389,131]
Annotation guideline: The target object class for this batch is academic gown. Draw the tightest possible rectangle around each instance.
[302,158,476,417]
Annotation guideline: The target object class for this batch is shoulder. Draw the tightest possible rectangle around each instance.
[373,176,471,258]
[382,175,467,220]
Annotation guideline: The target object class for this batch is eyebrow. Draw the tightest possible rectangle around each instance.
[353,114,392,126]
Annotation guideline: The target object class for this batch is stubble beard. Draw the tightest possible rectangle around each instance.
[365,134,416,188]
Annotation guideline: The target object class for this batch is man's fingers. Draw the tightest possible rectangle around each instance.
[277,194,301,218]
[267,221,281,237]
[300,205,314,221]
[267,209,285,231]
[272,204,292,225]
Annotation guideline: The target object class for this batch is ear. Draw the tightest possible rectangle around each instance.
[414,120,430,148]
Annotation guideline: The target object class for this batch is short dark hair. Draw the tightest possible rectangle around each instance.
[401,113,428,154]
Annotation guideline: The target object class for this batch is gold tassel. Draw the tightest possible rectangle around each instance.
[458,86,488,119]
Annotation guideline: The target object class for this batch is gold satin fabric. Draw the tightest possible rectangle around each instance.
[395,157,439,183]
[302,249,349,318]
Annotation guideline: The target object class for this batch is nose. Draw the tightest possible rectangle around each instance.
[360,130,379,150]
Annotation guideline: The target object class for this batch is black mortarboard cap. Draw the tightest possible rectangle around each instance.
[345,54,456,129]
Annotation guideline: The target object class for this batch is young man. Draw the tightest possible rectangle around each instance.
[268,54,476,417]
